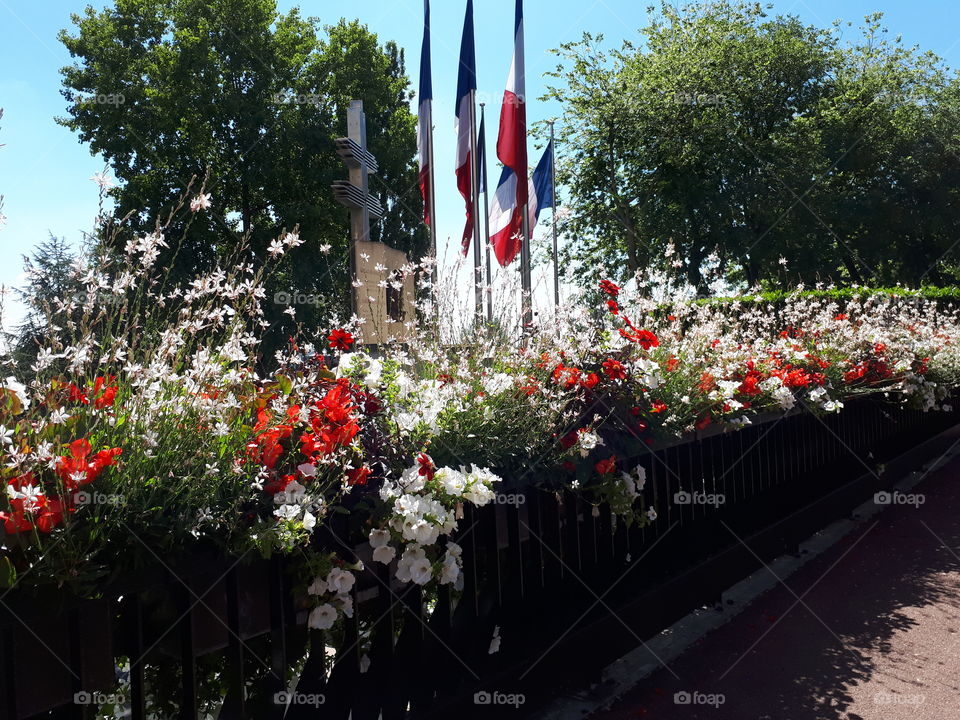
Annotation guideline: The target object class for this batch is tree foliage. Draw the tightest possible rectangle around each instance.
[545,1,960,293]
[58,0,427,347]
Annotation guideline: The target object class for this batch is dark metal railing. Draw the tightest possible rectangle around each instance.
[0,399,954,719]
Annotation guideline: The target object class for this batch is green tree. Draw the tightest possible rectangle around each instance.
[58,0,427,348]
[7,236,83,373]
[545,1,960,293]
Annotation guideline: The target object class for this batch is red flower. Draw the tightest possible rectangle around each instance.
[92,376,118,409]
[560,431,578,450]
[3,477,73,534]
[606,299,620,315]
[599,279,620,297]
[551,365,582,390]
[738,371,762,397]
[347,465,372,486]
[602,358,627,380]
[416,452,435,482]
[0,509,33,534]
[834,313,847,321]
[580,372,600,390]
[782,369,811,389]
[665,356,680,372]
[695,415,712,431]
[264,474,296,496]
[328,329,355,351]
[67,383,89,405]
[562,460,576,473]
[619,328,659,350]
[56,439,122,490]
[651,401,667,414]
[698,372,716,394]
[595,456,617,475]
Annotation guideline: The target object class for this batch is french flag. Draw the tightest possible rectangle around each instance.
[417,0,433,226]
[455,0,477,255]
[528,139,555,231]
[490,0,528,266]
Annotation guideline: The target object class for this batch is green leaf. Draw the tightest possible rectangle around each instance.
[0,556,16,589]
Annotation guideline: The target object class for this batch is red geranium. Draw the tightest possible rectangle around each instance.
[595,456,617,475]
[56,439,123,491]
[346,465,372,486]
[93,376,118,409]
[580,372,600,390]
[416,453,435,482]
[599,279,620,297]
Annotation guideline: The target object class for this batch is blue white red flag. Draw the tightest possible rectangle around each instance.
[455,0,477,254]
[417,0,433,225]
[490,0,528,266]
[528,139,555,231]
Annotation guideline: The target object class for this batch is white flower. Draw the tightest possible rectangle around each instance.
[276,480,306,505]
[267,238,285,257]
[302,510,317,532]
[439,542,462,585]
[90,172,115,190]
[646,507,658,522]
[373,544,397,565]
[307,603,337,630]
[578,430,604,457]
[190,193,212,212]
[273,504,301,521]
[3,377,29,410]
[307,577,329,596]
[489,626,501,654]
[336,592,354,618]
[326,567,356,594]
[436,467,466,496]
[439,555,460,585]
[369,528,391,548]
[396,544,432,585]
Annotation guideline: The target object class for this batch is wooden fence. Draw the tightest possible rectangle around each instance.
[1,399,956,719]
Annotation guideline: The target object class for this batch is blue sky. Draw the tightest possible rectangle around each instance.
[2,0,960,325]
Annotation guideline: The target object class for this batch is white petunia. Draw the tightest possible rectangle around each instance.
[307,603,338,630]
[326,567,356,594]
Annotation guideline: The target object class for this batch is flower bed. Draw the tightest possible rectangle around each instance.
[1,219,959,720]
[1,225,957,599]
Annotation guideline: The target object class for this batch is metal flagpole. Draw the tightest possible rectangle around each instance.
[426,115,437,261]
[520,204,532,332]
[469,91,483,325]
[480,103,493,323]
[549,121,559,309]
[424,1,437,259]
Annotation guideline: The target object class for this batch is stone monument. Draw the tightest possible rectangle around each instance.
[333,100,416,344]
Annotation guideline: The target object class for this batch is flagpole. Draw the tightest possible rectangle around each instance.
[469,90,483,325]
[480,103,494,323]
[426,110,437,260]
[520,206,532,332]
[549,121,559,309]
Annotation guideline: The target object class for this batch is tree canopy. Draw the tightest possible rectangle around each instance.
[58,0,427,345]
[545,1,960,293]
